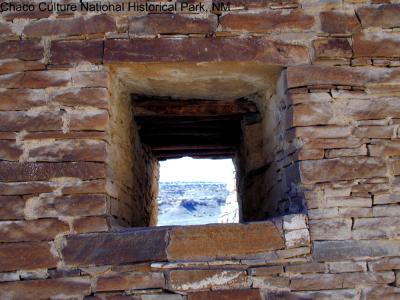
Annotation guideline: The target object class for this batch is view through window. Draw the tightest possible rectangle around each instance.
[157,157,238,226]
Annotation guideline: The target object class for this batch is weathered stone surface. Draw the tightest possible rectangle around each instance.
[249,265,283,276]
[0,219,69,242]
[373,205,400,217]
[0,23,12,35]
[167,222,284,261]
[51,88,108,108]
[167,269,248,291]
[285,229,310,248]
[187,289,261,300]
[304,138,367,150]
[26,194,107,218]
[352,217,400,239]
[325,145,368,158]
[72,71,107,87]
[251,276,290,290]
[290,274,342,291]
[220,11,314,33]
[0,241,57,272]
[50,40,104,65]
[292,102,334,126]
[0,277,91,299]
[72,216,109,233]
[0,196,24,220]
[0,40,43,61]
[68,110,109,131]
[0,141,22,161]
[309,218,352,240]
[283,214,307,231]
[369,140,400,157]
[314,240,400,261]
[312,38,352,60]
[0,71,70,89]
[61,179,106,195]
[27,140,107,162]
[62,228,168,266]
[285,262,327,274]
[368,257,400,271]
[0,59,44,75]
[342,272,395,288]
[353,32,400,58]
[96,272,164,291]
[129,14,217,35]
[0,89,46,110]
[326,196,372,208]
[291,289,361,300]
[213,0,298,9]
[0,162,105,182]
[104,38,309,65]
[320,11,361,35]
[23,131,107,141]
[357,4,400,29]
[299,157,387,184]
[295,126,352,139]
[23,14,116,37]
[363,286,400,300]
[328,261,366,273]
[0,111,62,132]
[374,193,400,205]
[355,125,396,139]
[0,181,53,195]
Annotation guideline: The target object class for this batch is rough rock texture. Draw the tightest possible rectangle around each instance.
[1,1,400,299]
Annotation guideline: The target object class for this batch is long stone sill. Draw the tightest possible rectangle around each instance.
[60,217,306,268]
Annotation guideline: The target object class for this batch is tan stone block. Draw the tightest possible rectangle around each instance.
[0,219,69,242]
[68,110,108,131]
[373,205,400,217]
[328,261,367,273]
[50,40,103,65]
[23,131,107,141]
[187,289,261,300]
[27,194,107,218]
[299,157,387,184]
[326,196,372,208]
[308,208,339,219]
[320,11,361,35]
[354,126,395,138]
[292,289,360,300]
[325,145,367,158]
[0,277,91,299]
[337,207,372,218]
[297,148,324,160]
[220,11,314,33]
[251,276,289,289]
[304,137,367,150]
[353,32,400,58]
[285,229,310,248]
[0,196,25,220]
[167,269,248,291]
[357,4,400,29]
[342,271,395,288]
[73,216,109,234]
[0,162,105,182]
[50,88,108,108]
[368,257,400,271]
[130,14,217,35]
[0,241,57,272]
[0,40,43,61]
[313,38,352,60]
[295,126,352,139]
[72,71,108,87]
[283,214,307,231]
[369,140,400,157]
[292,102,334,126]
[96,272,164,292]
[167,222,284,261]
[309,218,352,240]
[290,273,343,291]
[27,140,107,162]
[360,286,400,300]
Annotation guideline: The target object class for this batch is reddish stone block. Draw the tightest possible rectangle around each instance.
[23,131,107,141]
[0,278,91,299]
[0,71,70,89]
[212,0,298,9]
[0,60,45,75]
[23,14,116,37]
[357,4,400,29]
[69,110,109,131]
[188,289,262,300]
[220,11,314,33]
[0,241,57,272]
[51,88,108,109]
[312,38,352,60]
[353,32,400,58]
[0,40,43,61]
[0,111,63,132]
[96,272,164,292]
[299,157,387,184]
[0,181,53,195]
[62,228,168,267]
[72,71,108,87]
[0,196,25,220]
[320,11,361,35]
[104,37,309,65]
[61,179,107,195]
[0,89,46,110]
[0,219,69,242]
[167,222,284,261]
[0,162,106,182]
[129,14,217,35]
[3,3,52,21]
[50,40,104,65]
[0,141,22,161]
[73,216,109,233]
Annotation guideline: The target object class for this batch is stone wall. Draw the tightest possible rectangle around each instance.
[1,0,400,299]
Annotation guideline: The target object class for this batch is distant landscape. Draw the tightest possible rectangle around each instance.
[157,181,238,226]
